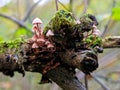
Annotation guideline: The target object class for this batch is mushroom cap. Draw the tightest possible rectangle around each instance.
[32,18,43,24]
[32,42,39,48]
[46,30,54,37]
[76,20,81,24]
[92,24,97,29]
[47,43,54,48]
[93,29,101,36]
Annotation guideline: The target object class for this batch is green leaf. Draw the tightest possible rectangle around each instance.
[13,28,32,38]
[112,7,120,20]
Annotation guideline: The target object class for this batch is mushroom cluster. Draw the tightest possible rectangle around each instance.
[31,18,54,50]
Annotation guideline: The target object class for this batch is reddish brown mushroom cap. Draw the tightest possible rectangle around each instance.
[32,18,43,24]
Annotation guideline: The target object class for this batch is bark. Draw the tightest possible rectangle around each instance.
[46,66,86,90]
[103,36,120,48]
[0,42,95,90]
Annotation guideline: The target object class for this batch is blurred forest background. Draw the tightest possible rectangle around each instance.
[0,0,120,90]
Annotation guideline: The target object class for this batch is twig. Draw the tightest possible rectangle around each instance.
[101,0,116,37]
[58,0,70,11]
[23,0,41,22]
[82,0,89,14]
[69,0,73,12]
[55,0,58,11]
[84,74,88,90]
[103,36,120,48]
[16,0,21,19]
[0,13,31,32]
[91,74,110,90]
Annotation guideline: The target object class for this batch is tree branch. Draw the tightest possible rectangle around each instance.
[103,36,120,48]
[0,13,31,32]
[0,40,95,90]
[58,0,70,11]
[82,0,89,14]
[46,66,86,90]
[1,10,118,90]
[23,0,41,22]
[91,74,110,90]
[101,0,116,37]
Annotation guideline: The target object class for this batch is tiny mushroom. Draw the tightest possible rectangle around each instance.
[76,20,81,24]
[45,41,50,45]
[46,30,54,37]
[32,42,39,48]
[47,43,54,48]
[93,29,101,36]
[32,18,43,25]
[32,18,43,36]
[92,24,97,29]
[32,34,38,41]
[32,24,37,33]
[45,40,54,49]
[37,38,45,43]
[92,24,101,37]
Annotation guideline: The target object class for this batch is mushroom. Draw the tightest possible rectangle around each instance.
[46,30,54,37]
[47,43,54,48]
[32,18,43,25]
[32,18,43,37]
[92,24,97,29]
[32,24,37,33]
[32,34,38,41]
[32,42,39,48]
[76,20,81,24]
[93,29,101,36]
[37,38,45,43]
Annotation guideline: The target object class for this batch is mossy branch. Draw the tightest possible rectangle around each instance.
[0,10,119,90]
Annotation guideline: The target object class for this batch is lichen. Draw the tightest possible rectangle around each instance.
[0,38,26,53]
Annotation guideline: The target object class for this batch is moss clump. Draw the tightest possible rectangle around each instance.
[43,10,102,50]
[0,38,26,53]
[85,35,102,47]
[43,10,76,35]
[80,14,94,32]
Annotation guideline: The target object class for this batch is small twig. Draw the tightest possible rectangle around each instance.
[58,0,70,11]
[16,0,21,19]
[101,0,116,37]
[69,0,73,12]
[0,13,31,32]
[84,74,88,90]
[91,74,110,90]
[82,0,89,14]
[23,0,41,22]
[55,0,58,11]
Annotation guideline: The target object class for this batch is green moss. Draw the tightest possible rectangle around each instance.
[43,10,76,35]
[80,14,94,31]
[0,38,26,53]
[43,10,102,49]
[85,35,102,47]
